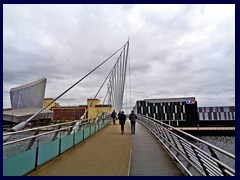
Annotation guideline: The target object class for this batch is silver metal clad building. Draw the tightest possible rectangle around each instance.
[10,77,46,110]
[4,77,53,125]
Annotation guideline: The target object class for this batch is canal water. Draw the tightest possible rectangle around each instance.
[196,136,235,155]
[193,135,235,170]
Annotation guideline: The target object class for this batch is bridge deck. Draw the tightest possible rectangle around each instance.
[28,120,183,176]
[130,122,183,176]
[28,121,131,176]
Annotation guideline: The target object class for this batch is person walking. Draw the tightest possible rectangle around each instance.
[119,111,126,135]
[111,110,117,125]
[129,110,137,134]
[117,111,121,125]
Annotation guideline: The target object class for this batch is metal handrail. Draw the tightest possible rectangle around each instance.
[3,119,90,136]
[138,114,235,176]
[3,115,109,147]
[142,115,235,159]
[4,125,84,146]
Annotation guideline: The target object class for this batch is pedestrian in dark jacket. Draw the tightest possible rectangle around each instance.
[119,111,126,135]
[129,110,137,134]
[117,111,121,125]
[111,110,117,125]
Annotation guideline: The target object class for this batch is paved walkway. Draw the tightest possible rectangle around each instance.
[129,122,183,176]
[29,121,131,176]
[28,120,183,176]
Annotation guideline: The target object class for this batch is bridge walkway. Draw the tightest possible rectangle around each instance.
[130,122,183,176]
[28,120,183,176]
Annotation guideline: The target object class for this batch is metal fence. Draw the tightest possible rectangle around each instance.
[137,115,235,176]
[3,116,111,176]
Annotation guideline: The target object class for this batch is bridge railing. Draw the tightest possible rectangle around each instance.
[137,115,235,176]
[3,116,111,176]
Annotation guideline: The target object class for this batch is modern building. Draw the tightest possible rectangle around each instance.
[197,106,235,127]
[198,106,235,121]
[135,97,235,127]
[135,97,198,126]
[3,77,53,126]
[10,77,46,109]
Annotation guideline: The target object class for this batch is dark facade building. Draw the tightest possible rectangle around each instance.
[198,106,235,120]
[135,97,235,127]
[136,97,199,126]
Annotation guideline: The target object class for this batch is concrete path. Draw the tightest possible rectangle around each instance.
[129,121,183,176]
[28,121,131,176]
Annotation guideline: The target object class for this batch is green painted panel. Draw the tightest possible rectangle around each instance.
[3,148,37,176]
[100,121,104,128]
[75,130,84,144]
[96,123,99,132]
[84,127,90,139]
[37,139,60,166]
[91,125,95,135]
[61,134,74,153]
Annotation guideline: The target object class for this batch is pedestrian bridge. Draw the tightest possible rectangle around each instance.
[3,115,235,176]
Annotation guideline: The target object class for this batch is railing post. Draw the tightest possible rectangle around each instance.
[26,129,39,150]
[90,123,91,136]
[83,124,85,140]
[59,133,61,155]
[73,131,75,146]
[34,139,39,169]
[192,147,209,176]
[52,125,61,141]
[208,146,228,176]
[95,122,97,133]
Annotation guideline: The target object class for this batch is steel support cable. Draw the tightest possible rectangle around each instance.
[112,68,116,109]
[103,86,109,105]
[128,43,132,111]
[120,45,127,109]
[116,62,120,111]
[108,73,113,105]
[121,45,127,109]
[109,76,113,105]
[119,52,124,110]
[114,65,118,110]
[103,40,129,112]
[121,42,129,110]
[116,58,121,111]
[111,71,115,107]
[106,49,122,110]
[82,51,124,118]
[126,41,131,113]
[117,49,123,111]
[80,63,120,119]
[11,42,128,132]
[113,66,117,109]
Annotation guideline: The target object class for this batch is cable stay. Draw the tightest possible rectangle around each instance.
[10,41,129,132]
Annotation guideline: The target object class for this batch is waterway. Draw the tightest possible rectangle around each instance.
[193,135,235,170]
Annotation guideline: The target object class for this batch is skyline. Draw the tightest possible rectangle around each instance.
[3,4,235,112]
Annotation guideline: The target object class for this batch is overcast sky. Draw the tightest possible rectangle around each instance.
[3,4,235,112]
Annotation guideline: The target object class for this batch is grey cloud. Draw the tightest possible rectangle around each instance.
[3,4,235,109]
